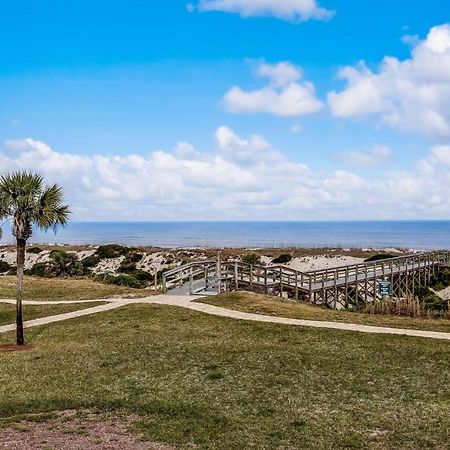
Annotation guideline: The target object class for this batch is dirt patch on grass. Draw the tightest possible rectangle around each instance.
[0,344,32,353]
[0,410,174,450]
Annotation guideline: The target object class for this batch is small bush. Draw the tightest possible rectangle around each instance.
[28,262,51,277]
[99,273,146,289]
[45,250,84,277]
[364,253,397,262]
[416,286,449,313]
[128,269,152,282]
[27,247,43,254]
[117,260,152,284]
[117,262,137,273]
[242,253,261,265]
[95,244,130,259]
[81,255,101,269]
[428,269,450,291]
[0,261,12,273]
[272,254,293,264]
[29,254,85,278]
[122,251,143,265]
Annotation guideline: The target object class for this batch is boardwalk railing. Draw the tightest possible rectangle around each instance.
[162,251,450,308]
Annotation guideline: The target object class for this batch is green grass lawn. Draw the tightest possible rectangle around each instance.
[0,304,449,449]
[0,276,153,301]
[0,302,105,327]
[200,292,450,333]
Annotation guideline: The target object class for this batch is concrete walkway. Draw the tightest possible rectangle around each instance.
[1,295,450,341]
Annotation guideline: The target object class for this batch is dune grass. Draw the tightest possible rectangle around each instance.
[0,303,449,449]
[200,292,450,333]
[0,302,105,327]
[0,276,153,301]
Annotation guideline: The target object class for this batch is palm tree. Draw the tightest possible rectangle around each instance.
[0,172,70,345]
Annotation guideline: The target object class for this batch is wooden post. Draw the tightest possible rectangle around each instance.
[279,267,283,297]
[322,274,325,304]
[333,278,337,309]
[234,262,238,290]
[364,265,368,303]
[189,268,193,295]
[344,267,349,307]
[250,264,253,290]
[390,260,394,298]
[162,274,167,293]
[295,271,299,301]
[264,267,268,294]
[373,264,377,303]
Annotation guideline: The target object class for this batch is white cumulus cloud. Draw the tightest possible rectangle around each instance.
[339,145,392,166]
[328,24,450,138]
[2,131,450,221]
[224,61,323,117]
[188,0,333,21]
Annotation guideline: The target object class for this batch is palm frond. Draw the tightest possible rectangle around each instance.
[0,171,70,240]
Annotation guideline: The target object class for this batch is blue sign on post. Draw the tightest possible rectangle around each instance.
[378,281,392,296]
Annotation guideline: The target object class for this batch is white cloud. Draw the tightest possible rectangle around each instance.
[328,24,450,138]
[224,61,323,117]
[2,132,450,221]
[257,61,302,87]
[290,124,303,134]
[339,145,392,166]
[188,0,333,21]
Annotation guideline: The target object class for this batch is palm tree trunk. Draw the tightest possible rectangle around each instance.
[16,237,26,345]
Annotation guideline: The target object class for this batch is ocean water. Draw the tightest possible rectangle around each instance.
[1,221,450,250]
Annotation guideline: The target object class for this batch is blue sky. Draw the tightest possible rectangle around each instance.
[1,1,450,220]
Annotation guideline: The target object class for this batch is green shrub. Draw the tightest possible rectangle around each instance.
[128,269,152,282]
[123,251,143,264]
[28,262,50,277]
[117,260,152,284]
[416,286,449,314]
[95,244,130,259]
[272,254,292,264]
[28,254,84,278]
[364,253,397,262]
[0,261,12,273]
[242,253,261,265]
[429,269,450,291]
[27,247,43,254]
[81,255,101,269]
[99,273,146,289]
[117,262,137,274]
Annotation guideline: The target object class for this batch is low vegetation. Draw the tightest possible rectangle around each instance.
[271,253,293,264]
[0,261,12,273]
[94,244,131,259]
[242,253,261,265]
[364,253,399,262]
[0,276,151,301]
[24,248,153,289]
[0,302,104,326]
[0,304,449,449]
[26,246,44,254]
[96,273,148,289]
[201,292,450,333]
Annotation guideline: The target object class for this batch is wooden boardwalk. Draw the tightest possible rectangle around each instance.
[162,252,450,308]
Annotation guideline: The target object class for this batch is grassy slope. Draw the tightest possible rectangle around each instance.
[200,292,450,333]
[0,302,105,327]
[0,276,152,301]
[0,304,449,449]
